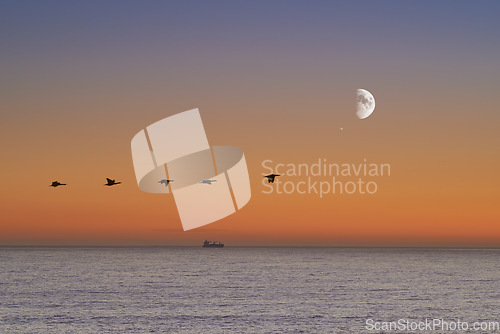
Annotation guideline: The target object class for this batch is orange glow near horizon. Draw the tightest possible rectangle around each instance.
[1,113,499,246]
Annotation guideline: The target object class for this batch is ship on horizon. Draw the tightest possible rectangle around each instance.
[203,240,224,248]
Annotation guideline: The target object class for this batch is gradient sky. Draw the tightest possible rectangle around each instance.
[1,1,499,246]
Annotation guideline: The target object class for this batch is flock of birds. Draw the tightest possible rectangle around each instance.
[50,178,121,187]
[50,174,281,188]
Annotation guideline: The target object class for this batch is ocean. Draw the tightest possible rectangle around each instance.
[0,247,498,333]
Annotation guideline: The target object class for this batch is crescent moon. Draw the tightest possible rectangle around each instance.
[356,89,375,119]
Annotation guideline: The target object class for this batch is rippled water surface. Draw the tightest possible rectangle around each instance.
[0,247,498,333]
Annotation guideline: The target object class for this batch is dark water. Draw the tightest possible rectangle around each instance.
[0,247,498,333]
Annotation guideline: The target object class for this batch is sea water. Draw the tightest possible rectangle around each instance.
[0,247,498,333]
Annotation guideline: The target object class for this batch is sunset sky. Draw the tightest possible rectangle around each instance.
[1,1,499,246]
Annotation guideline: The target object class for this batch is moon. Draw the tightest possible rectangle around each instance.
[356,89,375,119]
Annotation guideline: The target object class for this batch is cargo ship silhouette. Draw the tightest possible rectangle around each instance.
[203,240,224,248]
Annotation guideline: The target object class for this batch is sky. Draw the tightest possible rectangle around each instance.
[1,1,499,246]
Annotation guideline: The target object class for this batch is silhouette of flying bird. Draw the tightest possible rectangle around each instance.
[201,180,217,185]
[105,178,121,186]
[50,181,66,187]
[159,179,174,187]
[264,174,281,183]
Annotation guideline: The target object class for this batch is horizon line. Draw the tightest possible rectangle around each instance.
[1,245,499,249]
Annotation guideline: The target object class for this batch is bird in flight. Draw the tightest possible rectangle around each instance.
[105,178,121,186]
[50,181,66,187]
[201,180,217,185]
[264,174,281,183]
[159,179,174,187]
